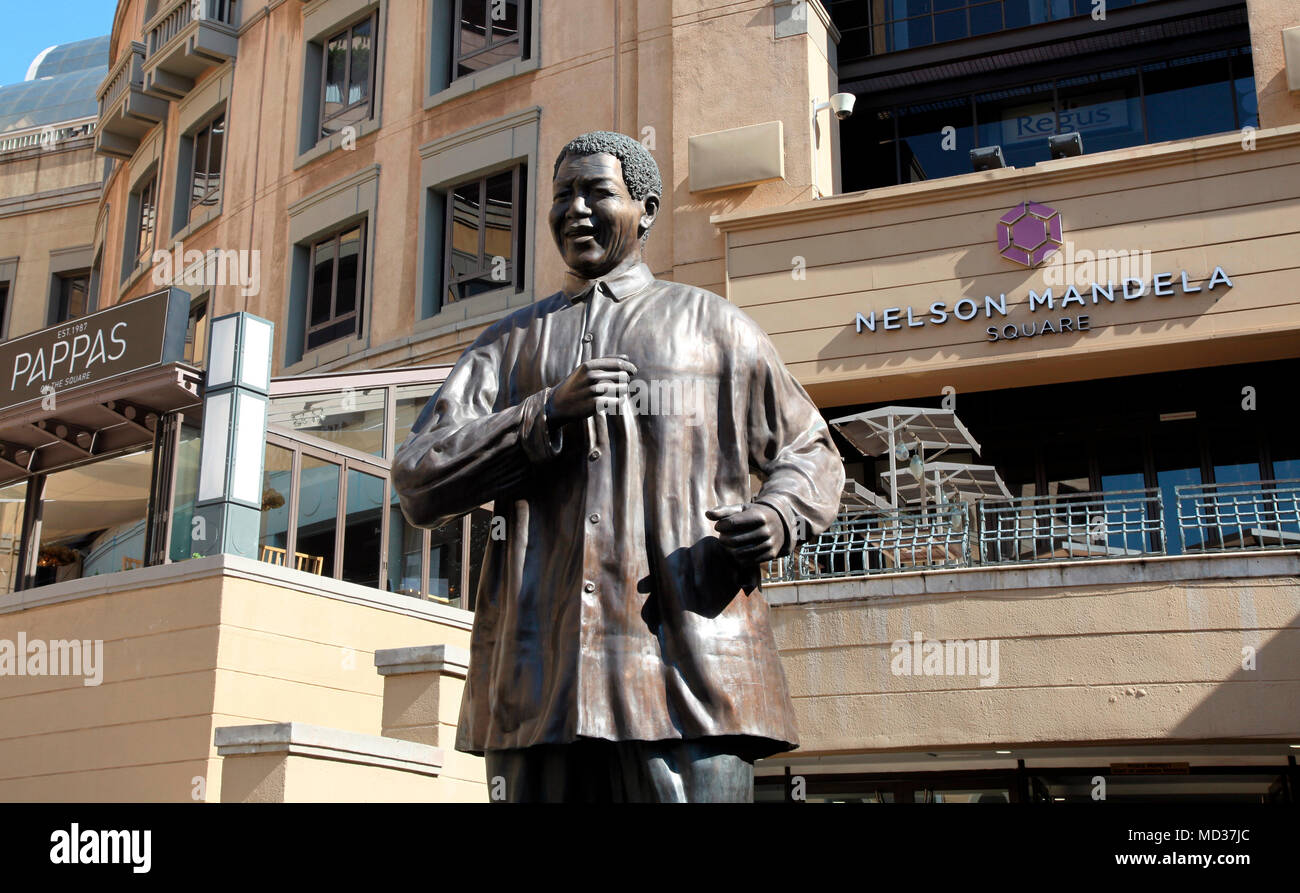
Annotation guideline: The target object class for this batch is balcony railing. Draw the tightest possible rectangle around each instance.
[979,488,1165,564]
[0,119,96,154]
[764,481,1299,584]
[94,42,167,160]
[765,503,972,582]
[1175,479,1300,553]
[143,0,239,99]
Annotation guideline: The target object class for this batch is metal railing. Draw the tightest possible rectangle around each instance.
[1174,479,1300,554]
[761,480,1300,584]
[978,488,1165,565]
[97,42,145,111]
[764,503,972,582]
[147,0,238,58]
[0,119,97,154]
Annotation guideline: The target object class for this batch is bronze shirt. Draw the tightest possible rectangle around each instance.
[393,262,845,757]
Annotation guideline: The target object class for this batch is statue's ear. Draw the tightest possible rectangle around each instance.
[640,192,661,239]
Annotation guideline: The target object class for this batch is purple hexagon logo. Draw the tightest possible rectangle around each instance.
[997,201,1063,267]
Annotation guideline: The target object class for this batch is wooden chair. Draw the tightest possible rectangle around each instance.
[122,556,143,570]
[294,552,324,575]
[260,545,287,566]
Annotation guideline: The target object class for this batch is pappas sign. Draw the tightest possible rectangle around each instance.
[0,288,192,414]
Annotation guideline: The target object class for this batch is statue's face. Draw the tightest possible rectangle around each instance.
[550,152,654,280]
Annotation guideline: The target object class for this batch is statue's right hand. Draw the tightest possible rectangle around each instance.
[547,357,638,427]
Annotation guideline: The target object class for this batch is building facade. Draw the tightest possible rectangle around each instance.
[0,0,1298,802]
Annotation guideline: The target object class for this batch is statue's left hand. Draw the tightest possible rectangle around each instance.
[706,503,786,565]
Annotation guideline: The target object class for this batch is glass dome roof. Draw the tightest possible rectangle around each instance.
[0,36,110,136]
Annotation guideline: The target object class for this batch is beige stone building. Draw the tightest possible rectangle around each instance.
[0,0,1298,802]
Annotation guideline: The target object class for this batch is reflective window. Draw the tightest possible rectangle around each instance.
[305,223,366,351]
[847,47,1256,190]
[444,167,525,305]
[258,444,293,561]
[135,176,158,269]
[184,296,209,367]
[1144,52,1235,145]
[169,425,203,562]
[453,0,527,80]
[828,0,1157,59]
[269,388,386,457]
[0,481,25,596]
[342,469,383,588]
[53,273,90,324]
[190,113,226,209]
[427,517,465,606]
[294,456,339,576]
[394,384,440,451]
[388,498,426,598]
[36,450,152,587]
[320,15,376,139]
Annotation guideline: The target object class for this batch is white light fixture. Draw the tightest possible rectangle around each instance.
[194,312,276,558]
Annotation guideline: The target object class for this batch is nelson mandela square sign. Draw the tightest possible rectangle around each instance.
[852,202,1234,345]
[0,288,192,414]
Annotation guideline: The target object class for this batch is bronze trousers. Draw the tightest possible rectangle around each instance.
[483,735,758,803]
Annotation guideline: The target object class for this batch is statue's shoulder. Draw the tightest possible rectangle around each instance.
[649,278,767,337]
[471,291,567,346]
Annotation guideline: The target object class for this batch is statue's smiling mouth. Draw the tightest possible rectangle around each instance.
[565,224,598,244]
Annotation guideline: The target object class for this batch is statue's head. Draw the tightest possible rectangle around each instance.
[550,131,661,280]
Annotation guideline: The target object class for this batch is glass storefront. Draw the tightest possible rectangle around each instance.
[33,449,153,588]
[846,47,1258,190]
[0,481,25,597]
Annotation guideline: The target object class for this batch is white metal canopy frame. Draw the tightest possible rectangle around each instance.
[828,405,1009,508]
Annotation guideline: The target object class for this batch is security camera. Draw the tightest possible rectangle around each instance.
[830,92,855,121]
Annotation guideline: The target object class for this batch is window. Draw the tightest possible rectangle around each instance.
[184,295,209,366]
[320,15,376,139]
[0,279,9,340]
[452,0,527,80]
[53,273,90,324]
[133,176,159,269]
[846,47,1257,191]
[444,166,525,305]
[305,223,366,351]
[828,0,1159,59]
[190,114,226,210]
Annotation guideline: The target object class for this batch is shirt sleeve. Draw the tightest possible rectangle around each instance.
[393,325,565,530]
[740,317,845,557]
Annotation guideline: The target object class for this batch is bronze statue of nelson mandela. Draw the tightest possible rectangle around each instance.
[393,131,844,803]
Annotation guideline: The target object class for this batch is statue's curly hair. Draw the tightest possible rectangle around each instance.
[553,131,662,202]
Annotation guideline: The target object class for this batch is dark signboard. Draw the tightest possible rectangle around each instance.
[0,288,191,414]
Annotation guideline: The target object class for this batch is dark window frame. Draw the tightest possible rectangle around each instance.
[134,175,159,270]
[190,112,227,211]
[52,271,91,325]
[0,279,10,341]
[318,13,378,140]
[304,221,367,352]
[852,44,1255,190]
[441,164,526,308]
[451,0,528,81]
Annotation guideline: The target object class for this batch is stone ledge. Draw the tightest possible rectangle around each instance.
[374,644,470,678]
[215,722,443,776]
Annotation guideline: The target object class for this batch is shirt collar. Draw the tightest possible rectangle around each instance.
[561,262,654,304]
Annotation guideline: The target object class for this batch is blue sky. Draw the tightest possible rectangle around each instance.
[0,2,115,88]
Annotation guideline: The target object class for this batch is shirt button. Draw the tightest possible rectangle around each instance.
[588,513,600,524]
[582,333,593,343]
[588,449,601,461]
[583,581,596,593]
